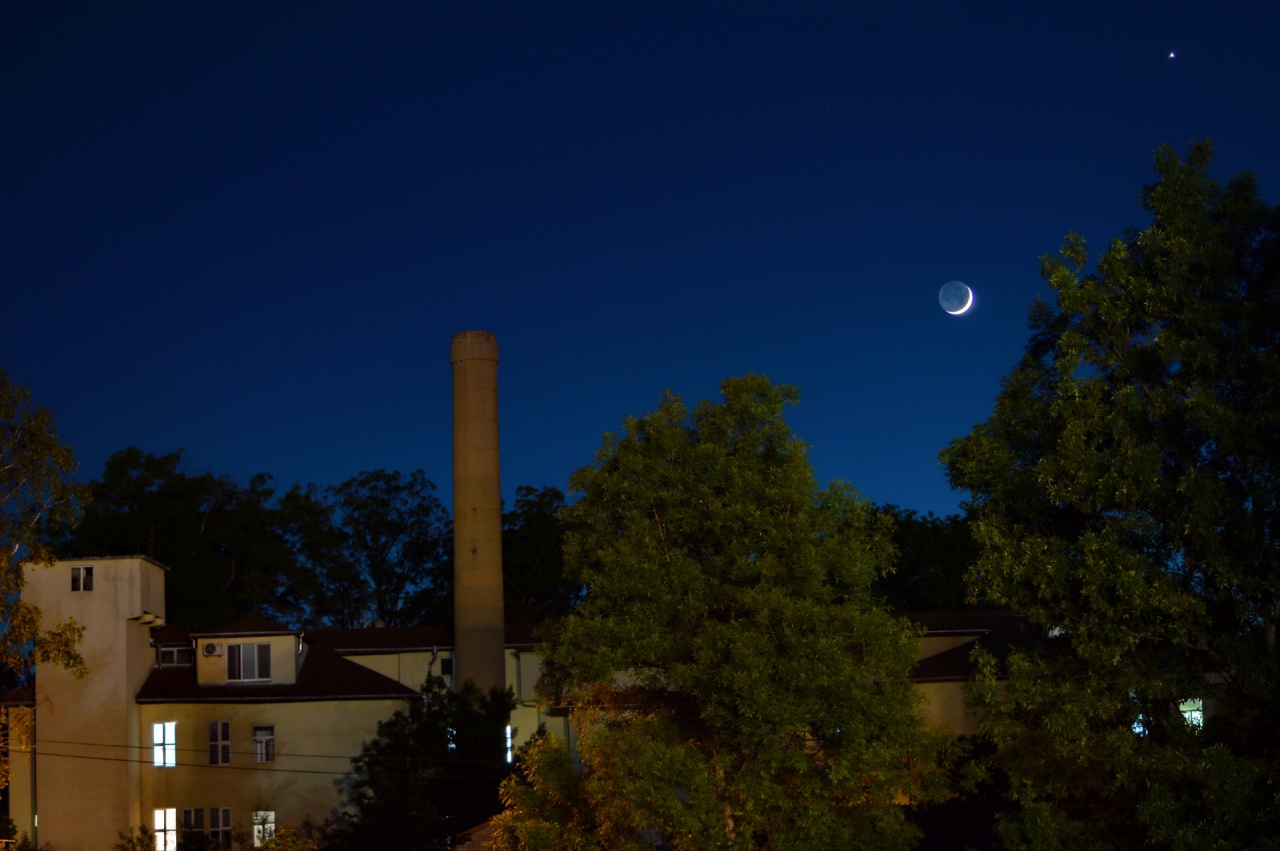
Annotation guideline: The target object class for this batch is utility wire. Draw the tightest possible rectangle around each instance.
[28,736,510,765]
[2,747,513,781]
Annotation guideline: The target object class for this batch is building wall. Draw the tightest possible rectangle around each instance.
[12,557,167,851]
[195,636,299,686]
[343,650,443,693]
[916,682,982,736]
[138,699,407,838]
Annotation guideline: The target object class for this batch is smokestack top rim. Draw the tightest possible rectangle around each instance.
[450,330,499,364]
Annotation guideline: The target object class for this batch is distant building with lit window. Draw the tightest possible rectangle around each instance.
[6,557,548,851]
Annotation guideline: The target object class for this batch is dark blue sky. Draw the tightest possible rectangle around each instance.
[3,1,1277,517]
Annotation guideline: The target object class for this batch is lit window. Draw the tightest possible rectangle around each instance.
[252,726,275,763]
[209,721,231,765]
[71,566,94,592]
[210,808,232,849]
[1180,698,1204,728]
[153,808,176,851]
[227,643,272,681]
[252,811,276,847]
[505,725,513,763]
[152,722,176,767]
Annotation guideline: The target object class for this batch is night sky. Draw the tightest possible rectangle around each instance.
[3,1,1277,517]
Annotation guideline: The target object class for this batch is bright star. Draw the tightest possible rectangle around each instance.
[1169,51,1176,58]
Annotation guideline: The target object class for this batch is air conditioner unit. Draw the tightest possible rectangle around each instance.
[203,642,224,657]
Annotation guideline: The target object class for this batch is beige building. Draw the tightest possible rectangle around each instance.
[6,556,557,851]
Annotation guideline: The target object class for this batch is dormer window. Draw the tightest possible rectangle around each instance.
[158,645,194,666]
[71,566,93,591]
[227,643,272,682]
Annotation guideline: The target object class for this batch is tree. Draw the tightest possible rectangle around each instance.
[493,376,952,851]
[502,486,580,624]
[1,370,88,789]
[282,470,452,628]
[336,678,516,851]
[58,447,299,631]
[873,505,980,612]
[940,142,1280,849]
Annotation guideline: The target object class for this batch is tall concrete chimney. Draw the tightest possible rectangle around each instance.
[451,331,506,692]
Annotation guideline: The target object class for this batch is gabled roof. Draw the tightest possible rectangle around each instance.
[898,609,1029,635]
[190,614,295,638]
[135,645,420,704]
[904,609,1039,683]
[151,624,192,644]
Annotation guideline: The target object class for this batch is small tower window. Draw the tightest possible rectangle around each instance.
[71,566,93,591]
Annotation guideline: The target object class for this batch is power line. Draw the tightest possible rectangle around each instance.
[2,747,513,781]
[28,736,509,765]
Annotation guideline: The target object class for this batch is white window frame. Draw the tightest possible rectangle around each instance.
[252,725,275,763]
[71,565,93,592]
[252,811,276,847]
[153,808,176,851]
[210,807,232,849]
[152,722,176,767]
[227,643,273,682]
[209,720,231,765]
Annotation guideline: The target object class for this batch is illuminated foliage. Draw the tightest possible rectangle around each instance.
[0,370,88,788]
[495,376,951,851]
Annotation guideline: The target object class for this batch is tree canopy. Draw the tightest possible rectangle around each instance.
[873,505,979,612]
[941,142,1280,849]
[281,470,453,628]
[502,485,579,624]
[493,376,951,851]
[0,370,89,787]
[59,447,296,630]
[335,678,515,851]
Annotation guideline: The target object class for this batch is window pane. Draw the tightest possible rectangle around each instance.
[227,645,241,680]
[160,648,174,665]
[221,744,230,763]
[242,645,257,680]
[71,567,80,592]
[175,648,193,664]
[164,721,176,744]
[195,809,204,829]
[209,721,218,742]
[155,809,166,831]
[221,722,230,741]
[84,566,93,590]
[210,809,220,830]
[257,644,271,680]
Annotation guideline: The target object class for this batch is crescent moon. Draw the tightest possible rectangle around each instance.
[949,287,973,315]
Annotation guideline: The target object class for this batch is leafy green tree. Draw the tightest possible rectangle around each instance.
[941,142,1280,850]
[494,376,952,851]
[1,370,88,789]
[57,447,298,631]
[338,678,516,851]
[502,485,580,624]
[282,470,452,628]
[874,505,980,611]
